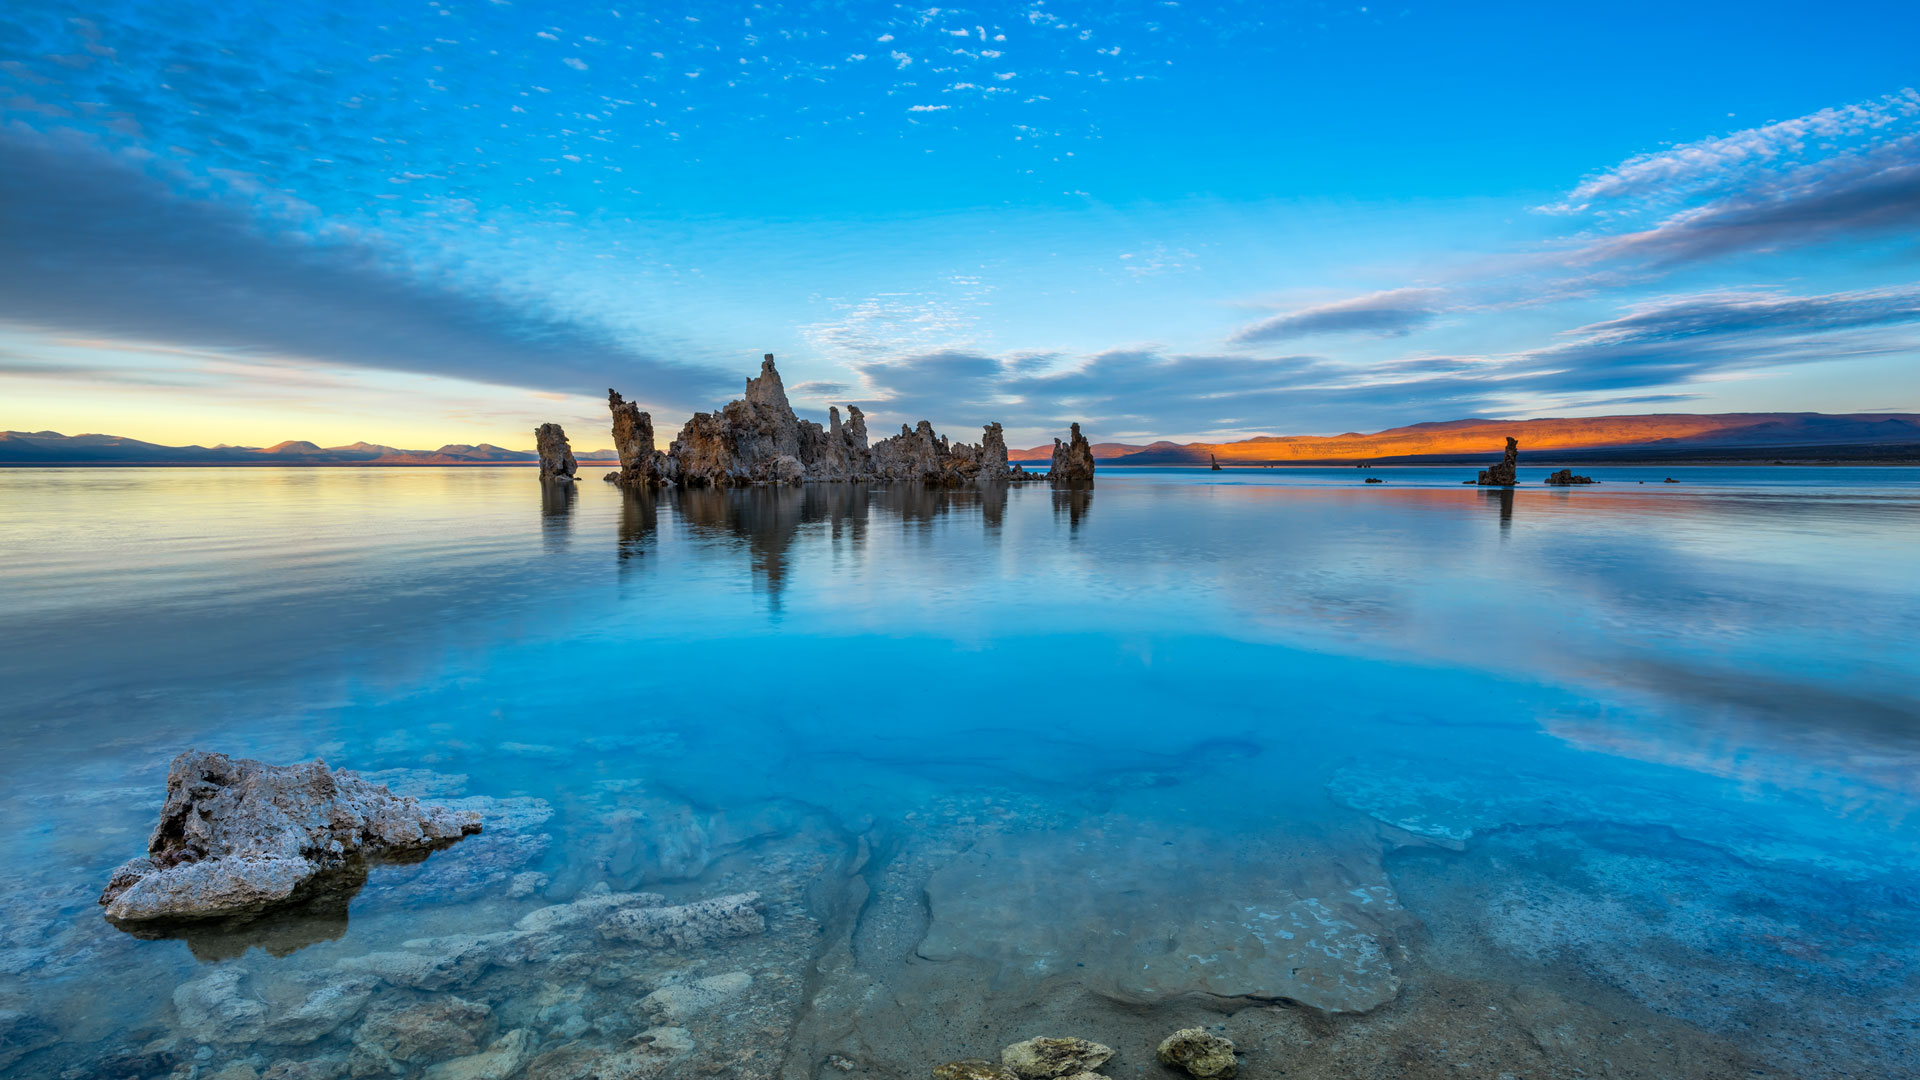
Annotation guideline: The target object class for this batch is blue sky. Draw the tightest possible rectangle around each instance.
[2,1,1918,449]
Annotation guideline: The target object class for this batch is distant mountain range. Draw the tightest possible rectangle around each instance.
[1011,412,1920,465]
[0,431,621,466]
[7,411,1919,467]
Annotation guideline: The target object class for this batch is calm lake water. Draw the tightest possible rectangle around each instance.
[1,465,1916,1080]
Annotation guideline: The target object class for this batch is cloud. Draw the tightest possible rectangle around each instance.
[845,284,1920,439]
[1547,88,1920,211]
[1231,288,1443,343]
[1512,284,1920,391]
[789,379,851,398]
[0,127,728,408]
[1575,138,1920,266]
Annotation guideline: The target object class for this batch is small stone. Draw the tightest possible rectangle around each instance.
[1000,1038,1113,1079]
[933,1060,1019,1080]
[1156,1029,1237,1079]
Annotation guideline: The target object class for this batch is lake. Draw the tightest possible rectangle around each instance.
[1,465,1916,1080]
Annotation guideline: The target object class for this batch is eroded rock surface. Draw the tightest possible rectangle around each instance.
[1000,1037,1112,1079]
[1048,424,1095,488]
[608,390,678,487]
[100,751,481,922]
[534,423,577,481]
[1475,437,1519,485]
[1544,468,1596,485]
[1156,1029,1236,1079]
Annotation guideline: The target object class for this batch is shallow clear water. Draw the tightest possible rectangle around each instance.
[1,466,1916,1079]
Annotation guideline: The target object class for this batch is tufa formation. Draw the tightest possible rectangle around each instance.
[606,354,1068,487]
[533,423,577,482]
[1475,436,1519,486]
[1048,423,1096,488]
[99,751,480,923]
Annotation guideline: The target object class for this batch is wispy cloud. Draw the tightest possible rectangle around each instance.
[1231,288,1444,343]
[1546,89,1920,211]
[1572,137,1920,266]
[848,283,1920,438]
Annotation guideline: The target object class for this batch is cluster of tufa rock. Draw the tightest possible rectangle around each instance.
[533,422,577,482]
[1544,468,1598,485]
[934,1031,1234,1080]
[98,751,482,923]
[605,354,1071,487]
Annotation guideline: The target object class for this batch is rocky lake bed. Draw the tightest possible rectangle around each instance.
[1,466,1916,1079]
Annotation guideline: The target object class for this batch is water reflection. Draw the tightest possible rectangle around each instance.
[617,486,657,566]
[1483,485,1515,530]
[539,477,577,555]
[1051,486,1092,530]
[108,870,359,961]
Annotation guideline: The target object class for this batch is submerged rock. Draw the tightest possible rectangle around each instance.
[351,997,493,1071]
[1544,468,1596,485]
[1048,423,1095,488]
[1475,437,1519,486]
[597,891,764,948]
[534,423,578,481]
[1000,1037,1113,1079]
[1156,1029,1237,1079]
[638,971,752,1022]
[422,1027,533,1080]
[100,751,481,923]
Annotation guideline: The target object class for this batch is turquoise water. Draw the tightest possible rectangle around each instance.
[0,466,1916,1079]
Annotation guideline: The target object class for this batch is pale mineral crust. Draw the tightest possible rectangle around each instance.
[1476,436,1519,485]
[99,751,481,923]
[533,423,577,481]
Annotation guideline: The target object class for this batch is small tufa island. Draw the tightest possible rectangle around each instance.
[1463,436,1600,486]
[594,354,1090,489]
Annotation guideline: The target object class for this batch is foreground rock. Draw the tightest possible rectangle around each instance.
[1544,468,1597,485]
[610,353,1065,486]
[533,423,577,481]
[1157,1029,1237,1079]
[1476,436,1519,485]
[1048,423,1096,488]
[99,751,481,922]
[1001,1037,1113,1079]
